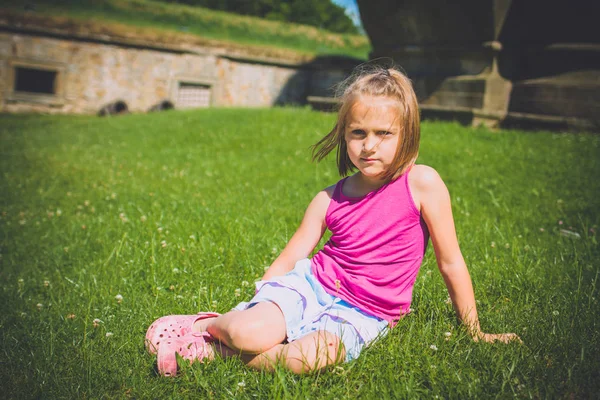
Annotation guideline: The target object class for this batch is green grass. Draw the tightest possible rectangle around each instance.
[0,108,599,398]
[2,0,370,59]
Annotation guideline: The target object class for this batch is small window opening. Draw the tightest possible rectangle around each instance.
[177,82,211,109]
[14,67,57,95]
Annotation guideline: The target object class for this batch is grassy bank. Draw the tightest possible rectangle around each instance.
[1,0,370,60]
[0,108,599,398]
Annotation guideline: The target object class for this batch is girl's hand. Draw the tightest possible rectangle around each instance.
[473,332,522,344]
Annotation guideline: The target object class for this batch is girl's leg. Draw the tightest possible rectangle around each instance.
[192,304,345,373]
[194,302,287,354]
[241,331,345,374]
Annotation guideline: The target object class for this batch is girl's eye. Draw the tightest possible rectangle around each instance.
[378,131,393,136]
[351,130,366,136]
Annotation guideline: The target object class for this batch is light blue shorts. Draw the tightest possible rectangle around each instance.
[233,259,388,362]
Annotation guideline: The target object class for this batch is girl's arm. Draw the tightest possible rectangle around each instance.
[413,165,520,343]
[261,187,333,281]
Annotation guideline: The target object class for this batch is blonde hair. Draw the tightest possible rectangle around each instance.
[312,66,420,181]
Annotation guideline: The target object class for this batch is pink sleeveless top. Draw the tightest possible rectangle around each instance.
[311,171,429,322]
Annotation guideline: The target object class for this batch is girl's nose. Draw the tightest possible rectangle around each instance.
[363,134,379,152]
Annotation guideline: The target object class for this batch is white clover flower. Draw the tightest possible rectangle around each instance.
[430,344,438,351]
[444,331,452,337]
[140,215,147,222]
[56,209,62,216]
[93,318,103,328]
[36,303,43,310]
[172,268,180,274]
[241,280,249,287]
[237,381,246,388]
[84,200,90,207]
[491,242,496,248]
[161,240,167,248]
[105,332,113,338]
[552,310,559,316]
[43,280,50,287]
[115,294,123,303]
[234,288,241,297]
[505,243,510,249]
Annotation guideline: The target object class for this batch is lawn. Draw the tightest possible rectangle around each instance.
[0,108,599,398]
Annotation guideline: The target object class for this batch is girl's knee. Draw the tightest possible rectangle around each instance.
[209,309,286,353]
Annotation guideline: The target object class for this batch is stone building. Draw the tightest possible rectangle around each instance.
[0,11,355,115]
[357,0,600,131]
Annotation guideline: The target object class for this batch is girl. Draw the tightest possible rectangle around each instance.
[145,67,521,376]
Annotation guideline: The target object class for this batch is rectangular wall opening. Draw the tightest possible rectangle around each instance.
[177,82,211,109]
[14,67,58,95]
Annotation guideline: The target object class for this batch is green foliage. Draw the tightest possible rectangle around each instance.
[2,0,370,59]
[160,0,359,34]
[0,109,599,398]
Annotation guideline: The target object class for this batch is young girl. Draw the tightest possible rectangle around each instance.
[145,67,521,376]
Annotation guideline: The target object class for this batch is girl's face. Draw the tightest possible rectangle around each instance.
[344,95,401,181]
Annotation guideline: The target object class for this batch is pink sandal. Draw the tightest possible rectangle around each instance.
[157,331,214,376]
[145,312,219,355]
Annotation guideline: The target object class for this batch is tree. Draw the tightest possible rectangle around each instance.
[159,0,359,34]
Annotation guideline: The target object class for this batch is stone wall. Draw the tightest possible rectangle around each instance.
[216,56,310,107]
[0,29,336,115]
[357,0,600,131]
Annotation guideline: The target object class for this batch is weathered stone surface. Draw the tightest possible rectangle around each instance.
[0,27,348,114]
[357,0,600,131]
